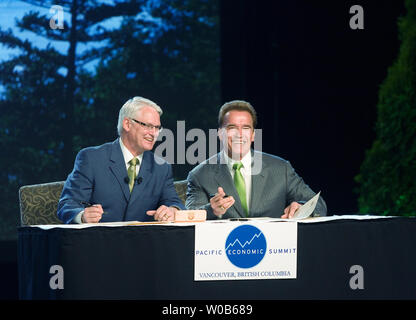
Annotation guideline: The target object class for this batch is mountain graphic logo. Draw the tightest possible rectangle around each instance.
[225,224,267,268]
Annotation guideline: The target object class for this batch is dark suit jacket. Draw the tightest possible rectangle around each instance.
[58,139,184,224]
[185,151,327,219]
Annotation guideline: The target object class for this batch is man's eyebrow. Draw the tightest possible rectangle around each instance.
[226,124,252,128]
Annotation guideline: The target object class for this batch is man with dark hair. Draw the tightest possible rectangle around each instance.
[185,100,327,219]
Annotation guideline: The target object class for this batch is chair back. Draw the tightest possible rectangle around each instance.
[19,181,65,226]
[19,179,189,226]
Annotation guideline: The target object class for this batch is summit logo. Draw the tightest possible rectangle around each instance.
[225,225,267,268]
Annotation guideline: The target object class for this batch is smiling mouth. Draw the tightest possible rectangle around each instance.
[232,140,246,145]
[144,136,154,143]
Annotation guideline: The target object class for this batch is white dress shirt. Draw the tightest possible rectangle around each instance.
[119,138,143,176]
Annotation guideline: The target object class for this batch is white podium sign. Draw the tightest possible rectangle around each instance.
[194,221,297,281]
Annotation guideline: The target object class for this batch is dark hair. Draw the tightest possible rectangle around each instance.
[218,100,257,128]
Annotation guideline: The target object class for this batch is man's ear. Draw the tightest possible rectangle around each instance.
[122,117,130,132]
[217,128,224,142]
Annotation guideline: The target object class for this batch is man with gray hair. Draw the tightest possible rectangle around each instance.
[58,96,184,224]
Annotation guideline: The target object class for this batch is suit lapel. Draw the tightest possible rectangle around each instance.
[249,150,266,217]
[249,169,267,217]
[109,139,130,202]
[213,153,245,218]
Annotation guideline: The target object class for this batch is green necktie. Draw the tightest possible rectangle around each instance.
[233,162,248,217]
[128,158,139,193]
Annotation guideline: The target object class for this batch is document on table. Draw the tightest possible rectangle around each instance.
[30,220,206,230]
[291,191,321,220]
[213,192,321,223]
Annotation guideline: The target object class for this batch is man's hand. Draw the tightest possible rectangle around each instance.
[281,202,302,219]
[210,187,235,217]
[82,204,104,223]
[146,205,177,222]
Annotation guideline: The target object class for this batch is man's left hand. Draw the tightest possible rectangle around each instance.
[146,205,177,222]
[281,202,302,219]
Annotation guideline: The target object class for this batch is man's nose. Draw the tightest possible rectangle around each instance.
[235,127,244,136]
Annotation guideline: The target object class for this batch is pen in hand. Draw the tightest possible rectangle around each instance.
[209,193,230,198]
[79,201,109,214]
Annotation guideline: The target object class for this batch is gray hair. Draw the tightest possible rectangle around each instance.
[117,96,163,136]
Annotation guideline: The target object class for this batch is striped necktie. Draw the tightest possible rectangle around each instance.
[128,158,139,192]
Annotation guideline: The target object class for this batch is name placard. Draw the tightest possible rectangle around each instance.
[194,221,297,281]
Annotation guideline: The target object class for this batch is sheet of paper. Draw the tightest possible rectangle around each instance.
[29,213,397,230]
[291,191,321,220]
[29,221,144,230]
[29,220,205,230]
[295,215,396,223]
[220,215,397,224]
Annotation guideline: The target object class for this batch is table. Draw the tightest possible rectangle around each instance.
[18,216,416,299]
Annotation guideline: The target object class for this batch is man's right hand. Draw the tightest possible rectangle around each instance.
[210,187,235,217]
[81,204,104,223]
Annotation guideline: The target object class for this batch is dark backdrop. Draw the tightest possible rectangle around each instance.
[221,0,405,214]
[0,0,406,300]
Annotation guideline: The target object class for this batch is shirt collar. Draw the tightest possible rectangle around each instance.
[222,149,252,172]
[119,138,143,165]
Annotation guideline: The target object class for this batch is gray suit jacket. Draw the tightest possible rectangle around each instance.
[185,151,327,219]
